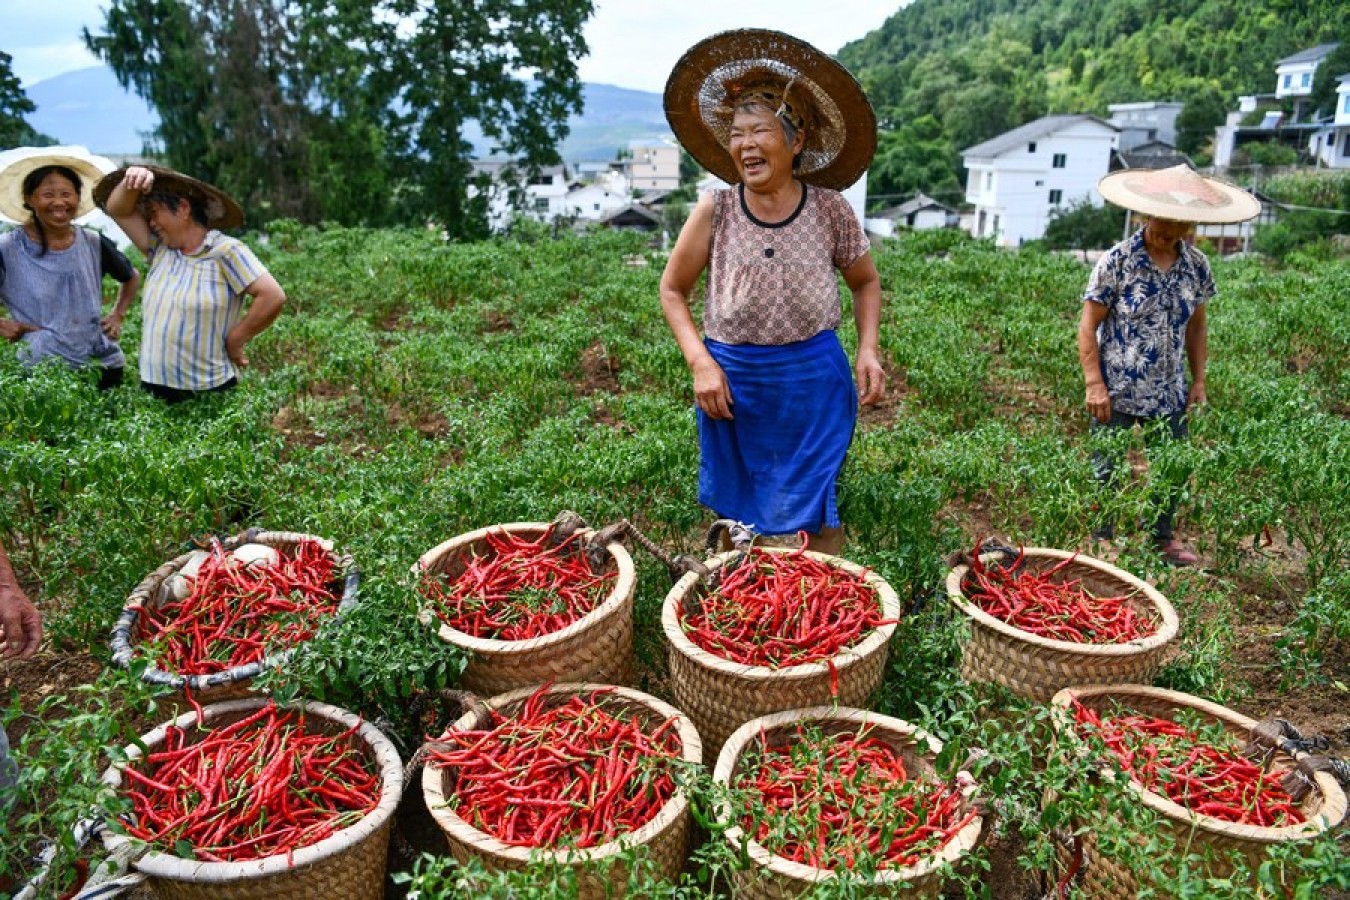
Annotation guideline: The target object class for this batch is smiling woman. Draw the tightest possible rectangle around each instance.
[658,29,883,556]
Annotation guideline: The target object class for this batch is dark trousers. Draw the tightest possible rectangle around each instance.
[141,377,238,404]
[96,366,124,391]
[1090,409,1189,541]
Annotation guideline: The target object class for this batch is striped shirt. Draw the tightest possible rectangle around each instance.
[139,231,267,390]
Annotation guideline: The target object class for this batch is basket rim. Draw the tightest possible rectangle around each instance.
[660,547,901,681]
[111,530,360,691]
[100,697,403,881]
[1051,683,1348,842]
[413,522,637,654]
[946,547,1179,656]
[421,682,701,864]
[712,706,983,883]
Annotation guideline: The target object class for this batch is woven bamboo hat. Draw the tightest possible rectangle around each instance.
[664,29,877,191]
[1097,164,1260,224]
[94,164,245,230]
[0,148,111,222]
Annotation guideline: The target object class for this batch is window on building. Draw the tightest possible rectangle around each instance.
[1301,73,1311,88]
[533,197,549,212]
[1344,133,1350,156]
[1052,153,1067,168]
[593,203,600,211]
[1344,94,1350,114]
[1049,189,1063,205]
[992,215,1000,235]
[1028,142,1037,153]
[1035,179,1045,187]
[984,171,993,190]
[1283,74,1292,89]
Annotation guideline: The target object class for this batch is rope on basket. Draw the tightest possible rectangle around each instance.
[1242,716,1350,800]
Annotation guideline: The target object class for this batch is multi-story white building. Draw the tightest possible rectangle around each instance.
[1309,73,1350,168]
[961,115,1118,247]
[1108,102,1185,152]
[469,160,571,232]
[625,138,680,191]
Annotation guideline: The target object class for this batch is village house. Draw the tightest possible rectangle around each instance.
[865,192,956,239]
[625,138,680,191]
[1308,73,1350,169]
[468,159,571,232]
[559,183,630,221]
[1213,42,1342,168]
[961,114,1118,247]
[1108,101,1184,152]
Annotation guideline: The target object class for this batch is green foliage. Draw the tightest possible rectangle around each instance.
[0,50,53,147]
[840,0,1344,190]
[1,227,1345,895]
[1042,199,1126,250]
[1238,142,1300,167]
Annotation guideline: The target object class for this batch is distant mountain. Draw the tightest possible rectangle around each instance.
[23,66,667,165]
[26,67,159,156]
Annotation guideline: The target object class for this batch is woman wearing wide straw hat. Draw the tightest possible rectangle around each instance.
[0,149,141,389]
[97,164,286,403]
[1079,164,1260,567]
[660,29,884,556]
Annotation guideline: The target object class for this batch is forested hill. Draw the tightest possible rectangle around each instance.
[837,0,1346,202]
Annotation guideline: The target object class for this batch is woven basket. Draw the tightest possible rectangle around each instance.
[1048,684,1348,898]
[111,529,359,702]
[662,548,900,759]
[101,698,402,900]
[421,683,701,897]
[414,522,637,695]
[945,548,1178,702]
[713,707,983,899]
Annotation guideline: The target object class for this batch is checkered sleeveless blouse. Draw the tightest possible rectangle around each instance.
[704,184,869,345]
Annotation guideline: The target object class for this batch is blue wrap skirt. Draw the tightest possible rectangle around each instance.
[698,330,858,535]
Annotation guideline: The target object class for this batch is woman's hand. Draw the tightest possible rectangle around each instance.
[1085,382,1112,423]
[1187,379,1207,409]
[120,166,157,193]
[225,329,250,368]
[692,357,733,420]
[100,312,125,340]
[855,347,886,406]
[0,319,36,342]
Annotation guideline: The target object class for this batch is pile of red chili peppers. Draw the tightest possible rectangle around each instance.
[428,686,681,849]
[680,545,890,669]
[734,724,977,871]
[137,539,339,674]
[1072,700,1306,827]
[421,527,617,641]
[961,543,1154,643]
[119,701,380,862]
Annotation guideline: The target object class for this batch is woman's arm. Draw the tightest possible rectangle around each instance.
[840,252,885,405]
[1078,300,1112,423]
[224,272,286,368]
[101,167,156,254]
[0,539,41,660]
[1185,303,1207,407]
[102,268,140,341]
[659,194,734,420]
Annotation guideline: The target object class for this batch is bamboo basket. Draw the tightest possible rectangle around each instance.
[662,548,900,759]
[414,522,636,694]
[713,707,983,899]
[101,698,403,900]
[421,683,701,897]
[945,548,1178,702]
[111,529,359,702]
[1049,684,1347,898]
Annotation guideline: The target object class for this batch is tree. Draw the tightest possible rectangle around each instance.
[1175,84,1229,156]
[0,50,53,147]
[868,115,961,204]
[1042,199,1124,251]
[296,0,593,237]
[1308,39,1350,120]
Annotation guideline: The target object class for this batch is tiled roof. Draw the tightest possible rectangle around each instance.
[962,115,1118,158]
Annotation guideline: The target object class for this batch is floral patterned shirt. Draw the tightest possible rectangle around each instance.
[1084,229,1215,417]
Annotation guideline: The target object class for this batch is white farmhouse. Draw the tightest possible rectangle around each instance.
[961,115,1118,247]
[1108,102,1184,152]
[468,160,571,232]
[1309,73,1350,169]
[560,184,630,221]
[1276,43,1339,121]
[625,138,680,191]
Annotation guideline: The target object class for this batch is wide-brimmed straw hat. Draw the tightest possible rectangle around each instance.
[664,29,877,191]
[94,164,244,230]
[1097,164,1260,224]
[0,148,113,223]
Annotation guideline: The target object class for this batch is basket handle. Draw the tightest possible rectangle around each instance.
[705,519,756,553]
[583,517,712,585]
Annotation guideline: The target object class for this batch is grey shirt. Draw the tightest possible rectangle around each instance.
[0,227,126,370]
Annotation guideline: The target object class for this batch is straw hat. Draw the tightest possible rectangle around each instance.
[94,164,245,230]
[0,148,112,223]
[664,29,876,191]
[1097,164,1260,224]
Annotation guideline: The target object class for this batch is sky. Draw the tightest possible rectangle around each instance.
[2,0,902,93]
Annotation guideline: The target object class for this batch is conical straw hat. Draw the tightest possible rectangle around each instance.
[1097,165,1260,224]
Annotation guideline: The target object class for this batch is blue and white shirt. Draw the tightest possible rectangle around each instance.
[1084,229,1215,417]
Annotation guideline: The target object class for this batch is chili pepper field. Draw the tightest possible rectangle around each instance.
[1,223,1346,898]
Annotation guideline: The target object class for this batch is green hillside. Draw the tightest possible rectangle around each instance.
[838,0,1347,202]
